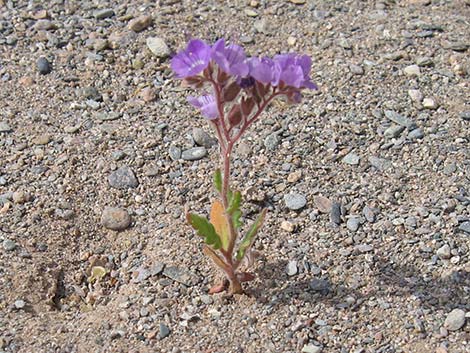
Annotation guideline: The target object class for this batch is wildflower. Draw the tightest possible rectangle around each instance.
[171,39,212,78]
[212,39,249,77]
[273,54,317,89]
[247,57,280,85]
[187,95,218,119]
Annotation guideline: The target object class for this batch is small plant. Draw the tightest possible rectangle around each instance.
[171,38,317,294]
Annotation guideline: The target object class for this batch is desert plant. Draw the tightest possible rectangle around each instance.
[171,38,316,294]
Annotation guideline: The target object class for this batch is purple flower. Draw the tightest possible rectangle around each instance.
[187,95,219,120]
[171,39,212,79]
[273,54,317,89]
[247,57,280,85]
[212,39,249,77]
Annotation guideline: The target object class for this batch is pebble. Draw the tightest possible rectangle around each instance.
[369,156,392,171]
[93,8,115,19]
[314,195,332,213]
[342,152,360,165]
[408,89,423,103]
[330,202,342,224]
[181,147,207,161]
[128,15,153,32]
[458,221,470,234]
[384,125,405,138]
[101,207,131,231]
[290,0,306,4]
[108,166,139,189]
[192,128,214,148]
[140,87,156,102]
[444,309,466,331]
[350,64,364,75]
[384,110,416,129]
[146,37,170,58]
[12,191,30,204]
[363,206,376,223]
[158,323,171,339]
[460,111,470,121]
[286,260,298,276]
[404,64,421,76]
[0,121,12,132]
[284,193,307,210]
[34,19,55,31]
[408,128,424,140]
[355,244,373,253]
[244,9,258,17]
[422,98,438,109]
[163,266,195,286]
[254,18,270,34]
[309,278,331,294]
[436,244,451,260]
[281,220,295,233]
[14,299,25,309]
[2,239,17,251]
[347,217,361,232]
[169,145,182,161]
[36,57,52,74]
[264,133,280,151]
[302,344,322,353]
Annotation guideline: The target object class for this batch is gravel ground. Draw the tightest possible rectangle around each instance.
[1,0,469,352]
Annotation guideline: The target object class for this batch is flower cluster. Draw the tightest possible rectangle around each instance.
[171,38,317,295]
[171,38,316,119]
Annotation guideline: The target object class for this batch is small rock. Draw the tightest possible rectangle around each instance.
[309,278,330,293]
[146,37,170,58]
[158,323,171,339]
[181,147,207,161]
[0,121,12,132]
[314,195,332,213]
[444,309,466,331]
[14,300,25,309]
[416,56,433,66]
[458,221,470,234]
[244,8,258,17]
[290,0,306,4]
[254,18,270,34]
[443,163,456,175]
[93,8,115,19]
[281,220,295,233]
[32,134,51,145]
[108,166,139,189]
[286,260,298,276]
[384,125,405,138]
[350,64,364,75]
[347,217,361,232]
[422,98,438,110]
[128,15,153,32]
[12,191,30,204]
[436,244,451,259]
[369,156,392,171]
[168,145,182,161]
[34,19,55,31]
[264,133,280,151]
[408,128,424,140]
[355,244,373,253]
[330,202,342,224]
[192,128,215,148]
[140,87,156,102]
[2,239,17,251]
[284,193,307,210]
[404,64,421,76]
[342,152,360,165]
[287,170,302,183]
[384,110,416,129]
[36,57,52,74]
[163,266,197,286]
[460,111,470,121]
[101,207,131,231]
[363,206,376,222]
[302,344,322,353]
[408,89,423,103]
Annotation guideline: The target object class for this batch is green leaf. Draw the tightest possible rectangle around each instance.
[187,213,221,249]
[227,191,241,214]
[213,169,222,193]
[232,209,242,229]
[236,208,267,261]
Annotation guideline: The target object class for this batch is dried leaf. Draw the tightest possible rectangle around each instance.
[88,266,107,284]
[202,245,230,272]
[237,272,256,282]
[187,213,221,249]
[236,208,267,261]
[223,81,241,102]
[210,200,230,250]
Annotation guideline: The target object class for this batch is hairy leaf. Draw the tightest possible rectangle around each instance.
[241,97,255,117]
[210,200,230,250]
[223,81,241,102]
[227,104,242,127]
[213,169,222,193]
[202,245,230,272]
[187,213,221,249]
[232,209,242,229]
[227,191,241,214]
[236,208,267,260]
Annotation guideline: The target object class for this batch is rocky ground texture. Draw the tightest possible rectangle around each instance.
[0,0,469,352]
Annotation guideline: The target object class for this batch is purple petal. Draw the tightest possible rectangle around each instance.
[212,38,249,77]
[171,39,211,78]
[187,95,219,120]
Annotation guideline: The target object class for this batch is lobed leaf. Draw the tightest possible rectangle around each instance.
[236,208,267,261]
[187,213,221,249]
[210,200,230,250]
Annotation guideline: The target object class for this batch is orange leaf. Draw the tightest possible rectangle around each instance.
[210,200,230,251]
